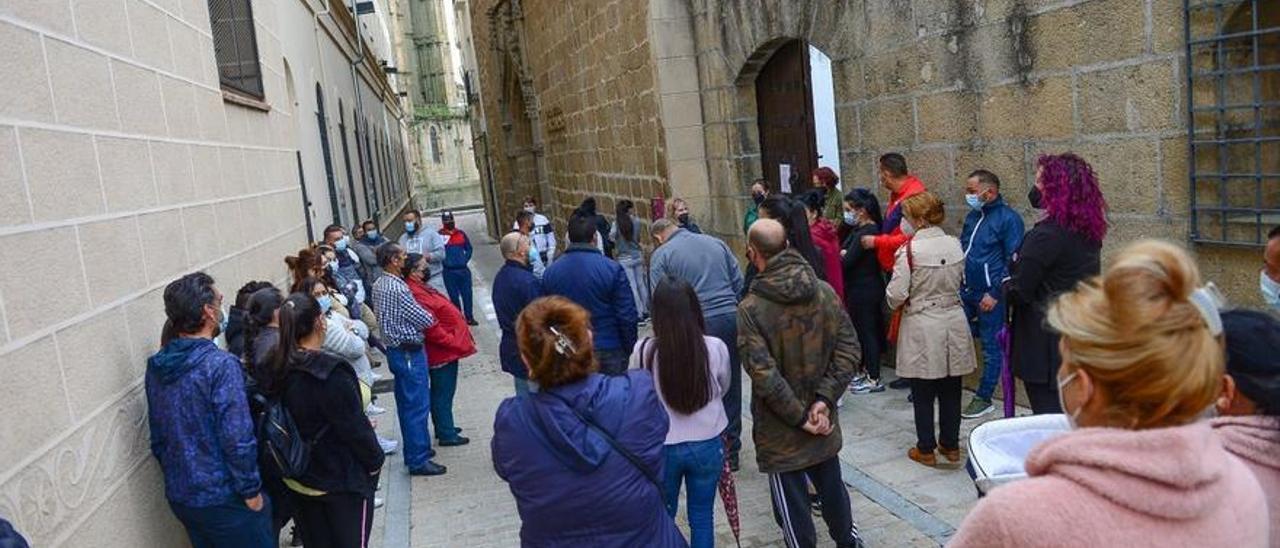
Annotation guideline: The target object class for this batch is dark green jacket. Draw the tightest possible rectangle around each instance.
[737,249,861,473]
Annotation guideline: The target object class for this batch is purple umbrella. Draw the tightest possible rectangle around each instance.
[997,325,1015,418]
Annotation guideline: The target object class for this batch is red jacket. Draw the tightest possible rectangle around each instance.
[810,218,845,302]
[407,277,477,367]
[874,176,927,271]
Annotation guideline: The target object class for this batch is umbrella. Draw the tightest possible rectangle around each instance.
[997,325,1015,418]
[718,435,741,548]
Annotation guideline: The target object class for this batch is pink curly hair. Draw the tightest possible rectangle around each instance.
[1037,153,1108,244]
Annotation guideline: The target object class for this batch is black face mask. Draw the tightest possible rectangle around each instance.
[1028,187,1044,210]
[443,221,455,230]
[678,213,690,225]
[752,193,765,205]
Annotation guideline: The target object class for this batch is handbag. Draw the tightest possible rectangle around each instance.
[886,240,915,346]
[543,390,665,499]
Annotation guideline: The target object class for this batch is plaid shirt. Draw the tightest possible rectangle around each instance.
[372,273,436,347]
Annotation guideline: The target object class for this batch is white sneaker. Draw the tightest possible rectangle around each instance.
[374,497,385,509]
[379,437,399,455]
[366,403,387,416]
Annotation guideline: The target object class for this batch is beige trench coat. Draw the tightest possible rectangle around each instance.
[886,227,977,380]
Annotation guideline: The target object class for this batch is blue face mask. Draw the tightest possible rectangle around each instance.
[1261,270,1280,310]
[317,294,333,314]
[334,236,348,252]
[965,193,983,210]
[404,221,416,234]
[842,211,856,226]
[366,230,379,240]
[216,306,229,335]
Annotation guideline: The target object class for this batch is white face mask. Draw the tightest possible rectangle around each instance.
[523,205,536,213]
[1057,371,1084,428]
[901,218,916,236]
[1261,270,1280,310]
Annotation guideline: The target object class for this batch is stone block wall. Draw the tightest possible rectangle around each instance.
[689,0,1267,304]
[470,0,670,244]
[0,0,415,544]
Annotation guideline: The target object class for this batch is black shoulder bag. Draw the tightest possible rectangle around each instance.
[542,389,665,499]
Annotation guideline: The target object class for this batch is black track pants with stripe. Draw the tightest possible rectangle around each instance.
[768,456,861,548]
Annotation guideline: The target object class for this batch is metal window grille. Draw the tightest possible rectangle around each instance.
[1186,0,1280,246]
[208,0,265,98]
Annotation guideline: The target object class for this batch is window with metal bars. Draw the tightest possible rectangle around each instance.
[1186,0,1280,246]
[208,0,265,99]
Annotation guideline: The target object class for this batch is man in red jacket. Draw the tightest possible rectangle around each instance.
[861,153,926,391]
[861,153,927,271]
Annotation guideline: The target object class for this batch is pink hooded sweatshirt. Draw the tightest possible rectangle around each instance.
[1212,415,1280,536]
[949,421,1269,547]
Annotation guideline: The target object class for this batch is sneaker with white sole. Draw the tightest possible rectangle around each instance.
[849,376,886,394]
[378,436,399,455]
[374,497,384,509]
[369,372,384,383]
[961,398,994,419]
[366,403,387,416]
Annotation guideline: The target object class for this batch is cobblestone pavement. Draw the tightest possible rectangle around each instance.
[369,211,1019,547]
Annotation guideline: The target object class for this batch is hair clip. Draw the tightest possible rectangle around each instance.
[1189,283,1225,337]
[284,301,296,308]
[549,325,576,357]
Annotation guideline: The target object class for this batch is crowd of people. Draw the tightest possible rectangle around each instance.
[144,212,478,547]
[487,152,1280,548]
[129,148,1280,548]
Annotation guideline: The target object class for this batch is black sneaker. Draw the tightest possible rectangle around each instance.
[888,378,910,390]
[408,461,448,476]
[467,319,479,326]
[438,436,471,447]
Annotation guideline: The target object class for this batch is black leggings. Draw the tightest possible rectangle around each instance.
[846,300,885,380]
[294,492,374,548]
[910,376,963,452]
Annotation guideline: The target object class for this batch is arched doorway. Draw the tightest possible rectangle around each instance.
[753,39,841,195]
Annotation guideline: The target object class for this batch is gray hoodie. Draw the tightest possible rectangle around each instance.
[648,228,743,318]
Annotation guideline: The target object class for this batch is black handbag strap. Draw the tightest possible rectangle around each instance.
[543,390,665,498]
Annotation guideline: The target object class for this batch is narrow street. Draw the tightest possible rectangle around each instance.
[370,211,1017,547]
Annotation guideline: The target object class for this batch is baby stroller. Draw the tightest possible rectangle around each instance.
[965,414,1070,497]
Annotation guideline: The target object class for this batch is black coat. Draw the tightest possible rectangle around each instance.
[841,223,886,302]
[1005,220,1101,384]
[281,350,384,496]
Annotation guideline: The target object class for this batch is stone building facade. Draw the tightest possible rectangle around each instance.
[0,0,414,545]
[469,0,1278,304]
[398,0,484,212]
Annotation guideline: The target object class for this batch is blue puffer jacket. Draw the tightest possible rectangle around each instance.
[492,260,543,378]
[145,338,261,507]
[959,196,1025,298]
[542,245,638,352]
[492,372,687,548]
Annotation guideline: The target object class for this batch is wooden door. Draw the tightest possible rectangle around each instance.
[756,40,818,196]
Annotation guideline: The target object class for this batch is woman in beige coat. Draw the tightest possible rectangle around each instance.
[886,191,976,467]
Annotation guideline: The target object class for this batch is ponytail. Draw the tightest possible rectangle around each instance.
[269,293,323,389]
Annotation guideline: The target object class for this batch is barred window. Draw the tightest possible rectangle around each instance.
[208,0,264,99]
[1186,0,1280,245]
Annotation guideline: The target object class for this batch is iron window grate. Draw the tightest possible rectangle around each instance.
[208,0,264,99]
[1185,0,1280,246]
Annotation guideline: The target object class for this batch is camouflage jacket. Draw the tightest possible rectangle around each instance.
[738,249,861,473]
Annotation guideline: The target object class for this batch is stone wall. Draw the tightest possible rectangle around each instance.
[0,0,414,544]
[470,0,670,243]
[688,0,1266,303]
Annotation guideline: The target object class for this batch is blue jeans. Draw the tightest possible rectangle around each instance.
[663,437,723,548]
[430,362,461,441]
[963,292,1005,401]
[169,496,275,548]
[385,345,434,468]
[443,267,475,321]
[705,313,741,464]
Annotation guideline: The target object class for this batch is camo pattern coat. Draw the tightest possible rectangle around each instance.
[738,249,862,473]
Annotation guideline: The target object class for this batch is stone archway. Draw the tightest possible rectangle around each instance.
[488,0,550,223]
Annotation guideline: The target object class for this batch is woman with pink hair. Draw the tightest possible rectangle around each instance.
[1005,153,1108,414]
